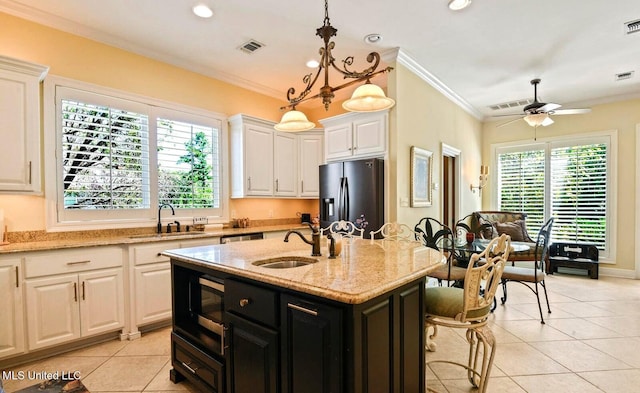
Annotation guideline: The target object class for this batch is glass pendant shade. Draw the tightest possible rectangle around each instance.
[342,83,396,112]
[274,109,315,132]
[524,113,554,127]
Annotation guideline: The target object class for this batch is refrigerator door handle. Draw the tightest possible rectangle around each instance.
[343,176,350,220]
[338,177,345,220]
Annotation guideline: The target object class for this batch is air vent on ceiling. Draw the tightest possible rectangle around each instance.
[238,40,265,54]
[488,98,533,111]
[625,19,640,35]
[615,71,634,81]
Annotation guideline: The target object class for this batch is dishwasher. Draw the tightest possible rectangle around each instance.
[220,232,264,244]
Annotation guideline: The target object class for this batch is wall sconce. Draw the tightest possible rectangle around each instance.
[470,165,489,193]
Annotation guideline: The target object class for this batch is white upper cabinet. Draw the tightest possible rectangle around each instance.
[274,132,298,197]
[229,114,323,198]
[0,56,48,193]
[298,132,323,197]
[229,114,275,197]
[321,111,388,162]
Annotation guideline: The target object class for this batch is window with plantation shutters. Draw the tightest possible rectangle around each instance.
[498,148,545,230]
[157,118,220,209]
[550,142,608,249]
[495,134,612,258]
[52,82,225,227]
[61,99,150,210]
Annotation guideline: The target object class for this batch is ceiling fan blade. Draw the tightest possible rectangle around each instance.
[550,108,592,115]
[536,102,561,113]
[496,116,524,128]
[491,113,522,118]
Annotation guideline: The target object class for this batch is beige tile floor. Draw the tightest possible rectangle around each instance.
[426,273,640,393]
[2,272,639,392]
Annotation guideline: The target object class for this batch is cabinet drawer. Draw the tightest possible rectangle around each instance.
[225,279,278,327]
[172,332,224,392]
[24,246,123,278]
[132,241,181,266]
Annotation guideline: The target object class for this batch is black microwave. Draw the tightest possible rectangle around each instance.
[189,275,225,353]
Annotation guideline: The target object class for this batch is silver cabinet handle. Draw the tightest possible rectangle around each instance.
[275,178,279,192]
[181,361,198,374]
[67,260,91,266]
[248,176,252,190]
[287,303,318,316]
[28,161,32,184]
[301,180,304,193]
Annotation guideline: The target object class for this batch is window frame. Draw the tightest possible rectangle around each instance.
[44,76,228,231]
[491,130,617,262]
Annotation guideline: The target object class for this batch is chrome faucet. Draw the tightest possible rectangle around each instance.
[284,223,321,256]
[157,203,175,234]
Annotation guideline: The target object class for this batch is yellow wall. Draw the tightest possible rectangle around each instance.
[0,12,316,231]
[482,98,640,272]
[388,63,484,227]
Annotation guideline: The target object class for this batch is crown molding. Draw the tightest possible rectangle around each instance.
[388,48,483,120]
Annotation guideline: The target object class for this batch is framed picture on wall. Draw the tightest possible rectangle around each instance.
[410,146,433,207]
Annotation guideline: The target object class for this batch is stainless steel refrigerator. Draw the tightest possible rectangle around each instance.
[319,158,384,237]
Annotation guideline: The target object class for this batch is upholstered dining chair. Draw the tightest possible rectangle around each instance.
[454,213,496,241]
[425,234,511,393]
[415,217,466,286]
[499,217,554,324]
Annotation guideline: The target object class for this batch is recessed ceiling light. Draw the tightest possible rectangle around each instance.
[306,60,320,68]
[193,4,213,18]
[364,34,382,44]
[448,0,471,11]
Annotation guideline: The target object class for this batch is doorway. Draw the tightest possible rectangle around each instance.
[442,144,462,229]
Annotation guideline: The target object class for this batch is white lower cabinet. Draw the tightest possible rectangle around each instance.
[24,247,125,351]
[0,258,24,359]
[130,237,220,332]
[134,262,172,325]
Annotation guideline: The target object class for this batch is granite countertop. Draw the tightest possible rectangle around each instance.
[163,237,444,304]
[0,224,307,254]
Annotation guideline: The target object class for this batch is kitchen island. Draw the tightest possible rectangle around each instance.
[164,236,443,393]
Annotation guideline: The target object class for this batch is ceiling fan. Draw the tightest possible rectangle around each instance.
[497,79,591,129]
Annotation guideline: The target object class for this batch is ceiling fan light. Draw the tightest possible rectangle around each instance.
[524,113,552,127]
[448,0,471,11]
[274,109,315,132]
[541,116,554,126]
[342,83,396,112]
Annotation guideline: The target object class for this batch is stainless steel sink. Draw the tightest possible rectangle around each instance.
[252,256,318,269]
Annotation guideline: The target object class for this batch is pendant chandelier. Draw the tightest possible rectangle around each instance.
[274,0,395,132]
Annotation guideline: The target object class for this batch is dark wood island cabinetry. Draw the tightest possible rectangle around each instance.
[165,237,440,393]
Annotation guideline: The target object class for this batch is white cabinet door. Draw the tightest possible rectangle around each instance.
[244,125,274,196]
[321,111,388,162]
[298,133,323,197]
[353,114,386,157]
[0,258,24,359]
[274,132,297,196]
[26,274,81,350]
[134,263,172,325]
[0,60,46,192]
[325,123,353,161]
[79,268,125,337]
